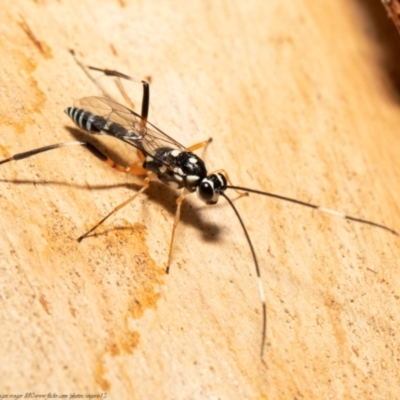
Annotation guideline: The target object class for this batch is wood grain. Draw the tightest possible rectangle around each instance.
[0,1,399,399]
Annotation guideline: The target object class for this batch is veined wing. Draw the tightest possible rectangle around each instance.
[74,97,189,157]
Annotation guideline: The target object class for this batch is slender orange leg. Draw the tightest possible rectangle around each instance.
[116,77,136,110]
[79,147,151,241]
[104,158,147,175]
[187,138,212,152]
[102,150,147,176]
[78,177,151,242]
[166,190,188,274]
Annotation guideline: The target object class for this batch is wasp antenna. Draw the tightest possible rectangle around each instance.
[220,192,267,358]
[0,142,92,165]
[87,66,139,82]
[226,186,398,236]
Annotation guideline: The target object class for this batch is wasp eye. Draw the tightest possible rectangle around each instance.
[198,180,216,203]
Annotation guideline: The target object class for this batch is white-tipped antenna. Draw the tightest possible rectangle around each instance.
[226,186,398,236]
[221,192,267,358]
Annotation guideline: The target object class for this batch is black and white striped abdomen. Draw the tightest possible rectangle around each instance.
[64,107,132,138]
[65,107,106,133]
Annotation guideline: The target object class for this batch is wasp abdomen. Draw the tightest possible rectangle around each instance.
[65,107,134,138]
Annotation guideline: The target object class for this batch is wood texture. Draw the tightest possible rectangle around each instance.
[0,1,399,399]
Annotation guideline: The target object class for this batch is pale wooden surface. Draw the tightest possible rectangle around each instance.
[0,1,400,399]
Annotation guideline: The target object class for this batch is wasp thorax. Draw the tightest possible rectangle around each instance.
[144,148,208,191]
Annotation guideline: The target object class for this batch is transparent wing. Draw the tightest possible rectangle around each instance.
[74,97,189,158]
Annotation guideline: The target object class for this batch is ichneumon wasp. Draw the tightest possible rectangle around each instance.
[0,65,397,358]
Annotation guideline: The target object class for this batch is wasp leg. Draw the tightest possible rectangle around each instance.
[107,153,147,176]
[0,140,151,241]
[187,138,213,152]
[0,141,149,177]
[78,176,151,242]
[87,65,150,131]
[92,145,148,176]
[0,141,127,170]
[70,50,150,127]
[166,190,189,274]
[115,77,136,110]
